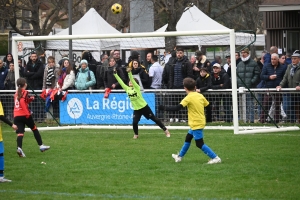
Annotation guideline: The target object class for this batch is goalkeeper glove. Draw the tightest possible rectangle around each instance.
[126,67,132,73]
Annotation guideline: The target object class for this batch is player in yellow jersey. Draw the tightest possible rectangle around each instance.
[0,101,18,182]
[159,77,221,164]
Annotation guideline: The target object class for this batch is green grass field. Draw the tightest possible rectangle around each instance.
[0,125,299,200]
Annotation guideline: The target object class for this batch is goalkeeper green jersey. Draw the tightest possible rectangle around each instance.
[114,71,147,110]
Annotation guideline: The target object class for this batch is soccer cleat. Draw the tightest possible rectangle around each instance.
[17,147,26,157]
[0,177,12,183]
[40,144,50,152]
[133,135,139,139]
[164,130,171,138]
[207,156,221,164]
[172,154,182,162]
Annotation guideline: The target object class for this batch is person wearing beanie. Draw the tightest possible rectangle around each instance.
[75,59,96,90]
[81,51,98,84]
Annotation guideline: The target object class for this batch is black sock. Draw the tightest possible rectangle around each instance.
[33,129,43,146]
[17,135,23,149]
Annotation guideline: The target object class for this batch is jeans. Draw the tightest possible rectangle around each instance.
[246,93,254,123]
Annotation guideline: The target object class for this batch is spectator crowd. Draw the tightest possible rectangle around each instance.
[0,47,299,124]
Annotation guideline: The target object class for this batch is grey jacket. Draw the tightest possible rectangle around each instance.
[279,63,300,88]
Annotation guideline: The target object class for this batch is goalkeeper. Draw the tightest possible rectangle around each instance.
[113,67,170,139]
[158,77,221,164]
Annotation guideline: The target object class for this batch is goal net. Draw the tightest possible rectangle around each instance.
[10,30,299,134]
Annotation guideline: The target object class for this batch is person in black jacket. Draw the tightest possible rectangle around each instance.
[23,52,45,122]
[193,50,211,80]
[23,52,44,90]
[131,59,149,89]
[104,58,126,90]
[162,50,176,89]
[211,63,232,122]
[196,68,212,122]
[260,53,287,123]
[165,48,193,122]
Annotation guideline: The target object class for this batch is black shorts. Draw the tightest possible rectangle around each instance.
[133,104,154,120]
[14,116,36,133]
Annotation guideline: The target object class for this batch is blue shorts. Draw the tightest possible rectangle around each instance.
[188,129,203,140]
[0,141,3,154]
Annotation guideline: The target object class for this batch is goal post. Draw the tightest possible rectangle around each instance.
[11,30,298,134]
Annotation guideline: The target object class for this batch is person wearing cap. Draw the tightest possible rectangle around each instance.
[236,48,260,123]
[193,50,211,80]
[260,53,287,123]
[196,68,212,122]
[75,59,96,90]
[276,50,300,123]
[211,63,232,122]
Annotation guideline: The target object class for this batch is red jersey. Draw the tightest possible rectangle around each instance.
[14,89,34,117]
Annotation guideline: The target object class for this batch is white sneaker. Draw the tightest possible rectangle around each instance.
[17,147,26,157]
[175,118,179,122]
[172,154,182,162]
[40,144,50,152]
[207,156,221,164]
[133,135,139,139]
[0,177,12,183]
[170,118,174,122]
[164,130,171,137]
[180,120,186,122]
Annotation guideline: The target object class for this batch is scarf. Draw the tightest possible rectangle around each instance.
[58,67,67,88]
[46,67,55,86]
[290,64,298,77]
[241,55,251,62]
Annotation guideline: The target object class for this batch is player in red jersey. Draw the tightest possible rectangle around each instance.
[13,77,50,157]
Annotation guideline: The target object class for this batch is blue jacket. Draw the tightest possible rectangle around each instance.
[75,67,96,90]
[263,53,271,65]
[260,63,287,88]
[0,67,8,90]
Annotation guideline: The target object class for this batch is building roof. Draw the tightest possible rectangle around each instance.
[259,0,300,11]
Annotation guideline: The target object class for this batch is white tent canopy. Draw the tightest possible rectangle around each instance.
[46,8,121,51]
[120,5,265,49]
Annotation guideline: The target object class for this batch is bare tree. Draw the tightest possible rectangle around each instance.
[85,0,130,32]
[0,0,82,55]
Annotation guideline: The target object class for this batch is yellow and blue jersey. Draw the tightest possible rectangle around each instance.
[180,92,209,130]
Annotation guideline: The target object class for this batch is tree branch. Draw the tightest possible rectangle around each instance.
[213,0,247,19]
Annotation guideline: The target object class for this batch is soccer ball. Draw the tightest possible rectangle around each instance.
[111,3,122,14]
